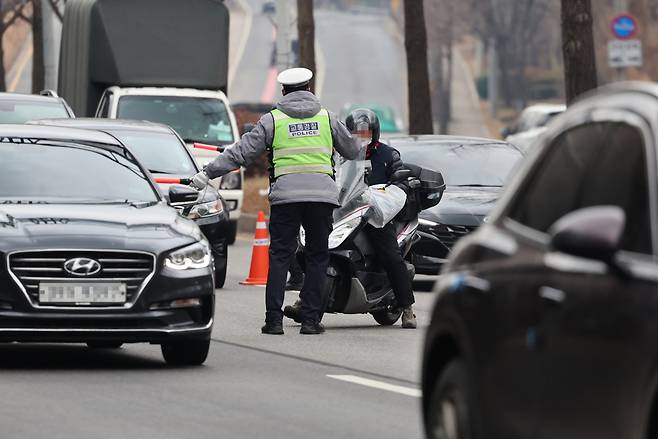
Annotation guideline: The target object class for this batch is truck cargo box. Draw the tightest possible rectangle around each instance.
[59,0,229,116]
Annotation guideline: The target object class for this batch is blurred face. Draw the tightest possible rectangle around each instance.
[355,129,372,143]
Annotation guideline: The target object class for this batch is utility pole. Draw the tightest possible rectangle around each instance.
[613,0,628,81]
[275,0,291,72]
[561,0,598,104]
[42,0,61,90]
[488,37,498,116]
[297,0,316,91]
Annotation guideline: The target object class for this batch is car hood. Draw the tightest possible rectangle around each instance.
[0,203,201,253]
[420,186,500,226]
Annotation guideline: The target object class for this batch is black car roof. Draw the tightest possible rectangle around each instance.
[0,124,124,146]
[30,118,174,134]
[385,134,510,146]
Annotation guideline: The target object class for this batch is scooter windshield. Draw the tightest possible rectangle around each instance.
[333,147,370,221]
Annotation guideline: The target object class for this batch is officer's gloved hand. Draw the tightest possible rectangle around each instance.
[191,170,210,190]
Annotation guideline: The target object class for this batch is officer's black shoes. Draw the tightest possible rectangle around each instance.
[261,321,284,335]
[300,321,325,335]
[283,301,303,323]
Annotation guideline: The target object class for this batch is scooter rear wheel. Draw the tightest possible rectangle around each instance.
[371,308,403,326]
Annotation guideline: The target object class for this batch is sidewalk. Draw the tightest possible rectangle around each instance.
[448,48,490,138]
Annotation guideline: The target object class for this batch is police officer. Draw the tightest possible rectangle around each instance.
[345,109,417,329]
[191,68,359,335]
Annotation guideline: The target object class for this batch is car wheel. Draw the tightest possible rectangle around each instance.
[161,339,210,366]
[371,307,402,326]
[427,360,472,439]
[214,245,227,289]
[227,221,237,245]
[86,341,123,349]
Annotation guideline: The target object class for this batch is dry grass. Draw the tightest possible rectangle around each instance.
[243,175,270,215]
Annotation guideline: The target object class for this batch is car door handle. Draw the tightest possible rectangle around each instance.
[539,286,566,304]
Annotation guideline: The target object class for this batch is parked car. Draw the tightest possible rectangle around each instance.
[0,125,215,365]
[422,82,658,439]
[386,135,523,274]
[0,91,74,123]
[30,118,230,288]
[96,86,244,244]
[502,103,565,138]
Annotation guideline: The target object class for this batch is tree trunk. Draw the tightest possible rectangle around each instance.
[32,0,45,93]
[561,0,597,104]
[0,29,6,92]
[403,0,433,134]
[296,0,316,92]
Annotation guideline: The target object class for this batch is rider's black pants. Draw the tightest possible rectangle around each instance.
[364,223,415,308]
[265,203,334,324]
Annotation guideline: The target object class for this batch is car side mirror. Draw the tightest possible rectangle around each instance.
[168,185,198,204]
[549,206,626,264]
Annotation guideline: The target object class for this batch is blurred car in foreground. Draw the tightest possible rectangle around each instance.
[422,83,658,439]
[0,91,74,123]
[386,136,523,274]
[502,103,565,138]
[0,125,214,365]
[342,103,401,133]
[31,118,230,288]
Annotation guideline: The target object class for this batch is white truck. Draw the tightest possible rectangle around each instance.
[95,86,244,243]
[59,0,243,243]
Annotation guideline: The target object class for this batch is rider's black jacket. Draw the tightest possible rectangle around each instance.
[365,141,405,186]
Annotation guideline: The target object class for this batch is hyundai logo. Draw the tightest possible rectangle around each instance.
[63,258,101,276]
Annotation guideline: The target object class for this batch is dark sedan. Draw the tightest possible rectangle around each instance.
[422,83,658,438]
[30,118,230,288]
[0,125,214,365]
[386,136,523,274]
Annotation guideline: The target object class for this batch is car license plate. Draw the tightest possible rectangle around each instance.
[39,283,127,304]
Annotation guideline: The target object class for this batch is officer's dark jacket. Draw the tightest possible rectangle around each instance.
[366,141,404,185]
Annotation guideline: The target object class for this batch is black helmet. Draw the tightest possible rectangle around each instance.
[345,108,380,143]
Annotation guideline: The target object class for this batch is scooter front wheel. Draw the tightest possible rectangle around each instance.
[371,308,403,326]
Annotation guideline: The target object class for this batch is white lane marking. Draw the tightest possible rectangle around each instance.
[327,374,421,398]
[228,0,253,90]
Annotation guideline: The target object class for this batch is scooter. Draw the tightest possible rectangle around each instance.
[284,153,445,326]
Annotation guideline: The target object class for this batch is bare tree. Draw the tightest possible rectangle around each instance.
[45,0,63,21]
[0,0,29,92]
[561,0,597,104]
[296,0,316,92]
[403,0,433,134]
[30,0,43,92]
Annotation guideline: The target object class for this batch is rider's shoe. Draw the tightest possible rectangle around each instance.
[283,300,303,324]
[401,306,417,329]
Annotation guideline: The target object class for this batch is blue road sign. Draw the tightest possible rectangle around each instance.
[611,14,638,40]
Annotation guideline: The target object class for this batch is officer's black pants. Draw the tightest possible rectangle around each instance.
[364,223,415,308]
[265,202,334,324]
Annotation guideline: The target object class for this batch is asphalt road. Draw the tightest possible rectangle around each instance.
[0,238,435,439]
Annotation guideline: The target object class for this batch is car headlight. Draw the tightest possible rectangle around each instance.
[188,199,224,220]
[164,242,211,270]
[219,171,241,190]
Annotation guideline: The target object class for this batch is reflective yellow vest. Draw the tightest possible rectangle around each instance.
[270,108,334,178]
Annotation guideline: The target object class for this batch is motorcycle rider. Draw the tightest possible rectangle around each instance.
[346,108,416,329]
[284,109,417,328]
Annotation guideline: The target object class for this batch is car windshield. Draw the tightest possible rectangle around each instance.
[109,130,197,175]
[0,100,69,123]
[392,141,522,187]
[117,95,235,146]
[0,141,158,203]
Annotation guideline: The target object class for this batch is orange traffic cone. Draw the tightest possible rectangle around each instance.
[240,211,270,285]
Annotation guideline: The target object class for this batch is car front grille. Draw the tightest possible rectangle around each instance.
[435,225,478,249]
[8,250,156,307]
